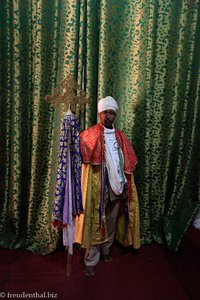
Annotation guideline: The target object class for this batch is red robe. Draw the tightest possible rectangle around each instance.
[80,123,137,174]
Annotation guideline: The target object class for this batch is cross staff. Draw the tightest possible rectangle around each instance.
[46,74,90,276]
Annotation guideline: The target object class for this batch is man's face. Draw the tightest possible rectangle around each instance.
[99,110,116,128]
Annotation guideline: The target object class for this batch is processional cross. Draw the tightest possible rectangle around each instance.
[45,73,90,113]
[45,74,90,276]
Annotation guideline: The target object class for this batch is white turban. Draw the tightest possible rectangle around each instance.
[98,96,118,113]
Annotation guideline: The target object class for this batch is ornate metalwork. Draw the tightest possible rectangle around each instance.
[45,74,90,112]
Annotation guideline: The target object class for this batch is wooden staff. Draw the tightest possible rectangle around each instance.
[66,247,72,276]
[66,104,73,276]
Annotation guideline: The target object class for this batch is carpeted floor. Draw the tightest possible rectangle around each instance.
[0,227,199,300]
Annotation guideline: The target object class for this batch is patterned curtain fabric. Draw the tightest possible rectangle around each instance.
[0,0,69,254]
[0,0,199,254]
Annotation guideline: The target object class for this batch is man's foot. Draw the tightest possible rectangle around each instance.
[102,254,113,263]
[83,266,96,277]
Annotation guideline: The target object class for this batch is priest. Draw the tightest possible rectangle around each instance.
[75,96,140,276]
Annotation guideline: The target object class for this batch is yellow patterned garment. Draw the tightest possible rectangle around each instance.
[75,164,140,249]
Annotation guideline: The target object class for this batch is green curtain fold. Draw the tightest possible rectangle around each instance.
[132,0,200,249]
[0,0,199,254]
[0,0,69,254]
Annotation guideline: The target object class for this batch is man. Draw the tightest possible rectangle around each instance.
[75,96,140,276]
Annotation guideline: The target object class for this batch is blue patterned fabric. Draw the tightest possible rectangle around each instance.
[53,114,83,224]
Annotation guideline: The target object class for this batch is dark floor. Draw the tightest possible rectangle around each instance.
[0,226,200,300]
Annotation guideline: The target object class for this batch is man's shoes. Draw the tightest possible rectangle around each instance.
[83,266,96,277]
[102,254,113,263]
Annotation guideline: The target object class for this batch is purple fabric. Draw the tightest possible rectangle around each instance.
[53,114,83,224]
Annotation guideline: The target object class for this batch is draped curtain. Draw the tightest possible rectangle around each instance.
[0,0,68,254]
[0,0,199,254]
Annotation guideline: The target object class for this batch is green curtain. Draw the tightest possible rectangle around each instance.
[131,0,200,249]
[0,0,69,254]
[0,0,199,255]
